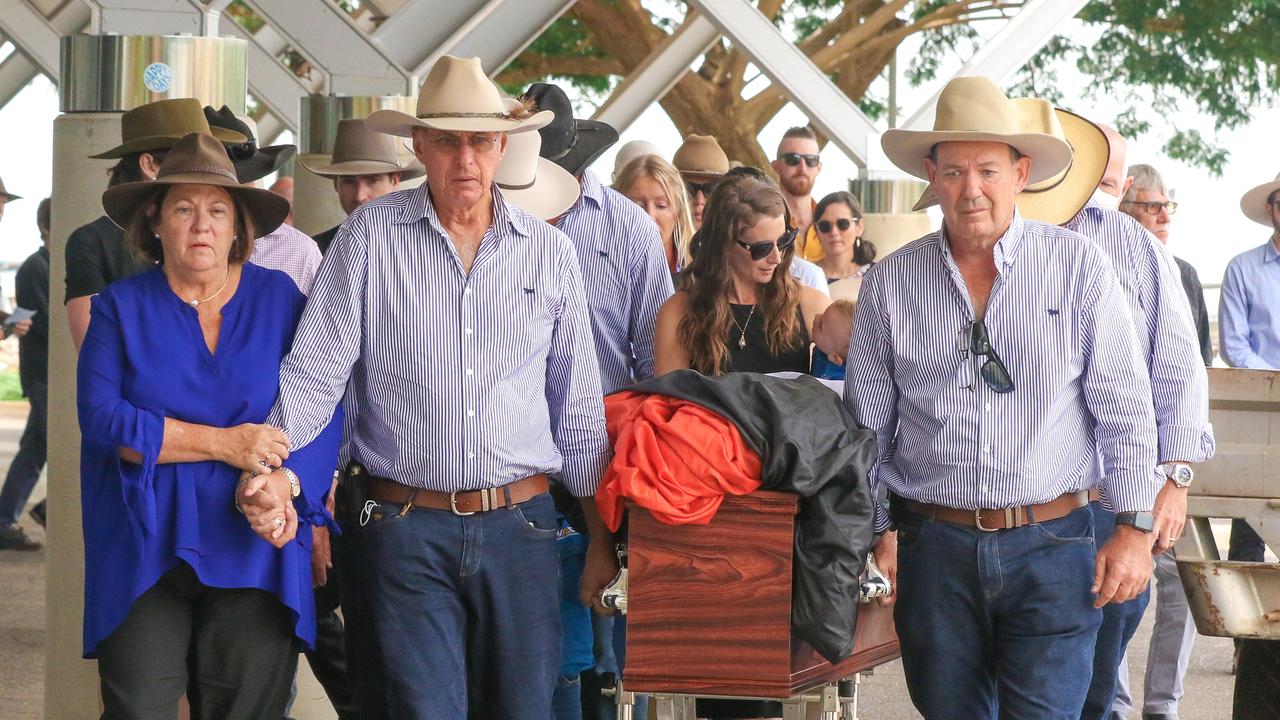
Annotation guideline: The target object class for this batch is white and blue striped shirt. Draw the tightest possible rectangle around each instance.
[554,169,674,394]
[844,211,1159,532]
[267,183,609,497]
[1065,202,1214,476]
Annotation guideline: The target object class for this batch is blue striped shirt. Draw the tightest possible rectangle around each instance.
[266,183,609,497]
[844,211,1159,532]
[1219,238,1280,369]
[553,169,674,394]
[1064,202,1214,474]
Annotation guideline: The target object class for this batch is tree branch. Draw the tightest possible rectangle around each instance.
[495,54,627,86]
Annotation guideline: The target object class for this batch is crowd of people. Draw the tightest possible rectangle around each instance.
[0,51,1276,720]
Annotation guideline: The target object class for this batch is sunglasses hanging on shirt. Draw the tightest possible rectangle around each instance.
[736,227,799,261]
[957,320,1015,394]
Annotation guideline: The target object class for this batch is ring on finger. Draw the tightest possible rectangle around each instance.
[273,516,284,529]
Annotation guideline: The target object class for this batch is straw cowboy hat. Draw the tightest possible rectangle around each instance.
[89,98,247,159]
[0,177,20,202]
[1240,172,1280,227]
[365,55,552,137]
[910,99,1108,226]
[102,132,290,237]
[672,134,730,182]
[612,140,662,183]
[523,82,619,177]
[881,76,1072,185]
[494,100,580,221]
[301,119,425,180]
[204,106,296,184]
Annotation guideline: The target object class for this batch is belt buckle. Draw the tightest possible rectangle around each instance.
[449,490,476,517]
[974,508,1002,532]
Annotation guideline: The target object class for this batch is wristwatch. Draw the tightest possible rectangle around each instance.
[1115,511,1155,533]
[1158,462,1194,489]
[281,467,302,498]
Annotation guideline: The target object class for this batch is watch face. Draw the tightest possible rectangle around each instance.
[1170,464,1194,487]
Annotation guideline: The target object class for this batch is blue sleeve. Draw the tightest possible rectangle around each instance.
[77,289,166,538]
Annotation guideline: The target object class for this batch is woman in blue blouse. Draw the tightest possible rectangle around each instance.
[78,132,342,718]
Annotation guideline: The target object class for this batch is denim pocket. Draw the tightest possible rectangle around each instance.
[1032,506,1095,546]
[359,500,409,535]
[895,514,932,551]
[510,494,559,540]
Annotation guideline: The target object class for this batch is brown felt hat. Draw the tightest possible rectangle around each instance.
[672,134,730,182]
[102,133,289,236]
[301,119,425,180]
[89,98,247,159]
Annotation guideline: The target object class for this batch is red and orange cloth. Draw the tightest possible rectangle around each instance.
[596,390,761,532]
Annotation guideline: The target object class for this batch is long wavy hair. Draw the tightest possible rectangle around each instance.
[678,175,802,376]
[614,154,695,269]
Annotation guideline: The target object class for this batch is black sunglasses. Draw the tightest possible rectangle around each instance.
[686,180,717,197]
[958,321,1014,393]
[817,218,859,233]
[780,152,820,168]
[736,228,798,261]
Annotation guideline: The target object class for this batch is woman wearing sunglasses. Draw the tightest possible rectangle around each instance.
[814,191,877,288]
[654,174,830,376]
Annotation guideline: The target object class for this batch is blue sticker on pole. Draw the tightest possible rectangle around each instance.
[143,63,174,93]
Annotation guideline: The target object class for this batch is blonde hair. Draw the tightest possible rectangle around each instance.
[824,298,855,325]
[614,155,695,269]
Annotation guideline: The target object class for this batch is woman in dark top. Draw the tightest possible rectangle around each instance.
[78,133,342,718]
[654,175,828,376]
[814,190,876,285]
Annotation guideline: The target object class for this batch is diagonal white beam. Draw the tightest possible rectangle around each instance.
[0,53,40,110]
[419,0,575,80]
[245,0,412,95]
[592,13,720,135]
[689,0,877,165]
[218,12,316,134]
[901,0,1091,130]
[0,0,66,80]
[371,0,490,76]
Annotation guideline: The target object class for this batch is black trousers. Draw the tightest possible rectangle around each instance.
[96,562,298,720]
[334,476,387,720]
[305,528,362,719]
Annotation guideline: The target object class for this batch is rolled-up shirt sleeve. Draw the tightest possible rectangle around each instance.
[77,291,165,537]
[1079,255,1160,513]
[843,268,897,533]
[546,252,609,497]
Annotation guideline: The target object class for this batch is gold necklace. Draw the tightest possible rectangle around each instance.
[730,304,756,349]
[180,270,231,309]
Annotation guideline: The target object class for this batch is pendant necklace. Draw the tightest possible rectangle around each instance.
[183,270,231,309]
[731,304,756,349]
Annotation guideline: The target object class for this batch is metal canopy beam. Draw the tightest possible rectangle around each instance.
[419,0,575,79]
[592,13,719,135]
[371,0,490,78]
[0,0,90,111]
[901,0,1091,130]
[218,13,314,134]
[0,0,65,80]
[86,0,203,35]
[246,0,411,95]
[688,0,877,165]
[0,53,40,110]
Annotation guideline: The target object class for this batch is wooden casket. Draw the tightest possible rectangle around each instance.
[624,491,900,698]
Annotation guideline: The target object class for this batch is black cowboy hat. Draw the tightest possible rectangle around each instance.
[522,83,619,177]
[203,105,297,184]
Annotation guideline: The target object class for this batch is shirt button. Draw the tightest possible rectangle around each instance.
[467,452,475,459]
[466,369,474,376]
[982,486,990,494]
[465,288,472,294]
[465,328,473,335]
[467,410,475,417]
[985,403,992,412]
[983,446,991,454]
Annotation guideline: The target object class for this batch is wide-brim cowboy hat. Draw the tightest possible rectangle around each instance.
[102,132,290,238]
[494,100,580,221]
[910,101,1108,226]
[204,106,296,184]
[1241,173,1280,226]
[672,134,730,182]
[89,98,247,159]
[301,118,425,181]
[0,177,20,202]
[523,82,618,177]
[365,55,552,137]
[881,76,1072,186]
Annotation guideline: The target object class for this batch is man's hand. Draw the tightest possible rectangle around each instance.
[10,319,31,338]
[1151,481,1189,554]
[220,424,291,474]
[240,470,298,548]
[1092,524,1154,608]
[312,526,332,587]
[580,541,620,613]
[871,531,898,607]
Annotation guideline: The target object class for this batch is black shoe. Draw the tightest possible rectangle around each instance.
[0,524,41,551]
[28,499,46,528]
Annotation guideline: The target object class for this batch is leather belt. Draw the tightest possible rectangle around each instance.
[904,490,1089,532]
[365,474,549,516]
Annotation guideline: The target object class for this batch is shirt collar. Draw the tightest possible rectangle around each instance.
[940,208,1026,271]
[400,182,530,240]
[1265,237,1280,263]
[577,168,603,209]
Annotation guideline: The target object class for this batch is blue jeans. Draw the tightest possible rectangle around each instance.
[894,503,1103,719]
[360,492,562,719]
[587,614,649,720]
[1080,503,1151,720]
[553,674,583,720]
[0,381,46,526]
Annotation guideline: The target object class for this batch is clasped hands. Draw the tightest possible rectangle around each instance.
[223,423,296,548]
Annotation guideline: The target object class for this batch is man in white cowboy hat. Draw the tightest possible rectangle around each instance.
[303,118,425,254]
[844,76,1161,719]
[265,55,612,719]
[1220,172,1280,370]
